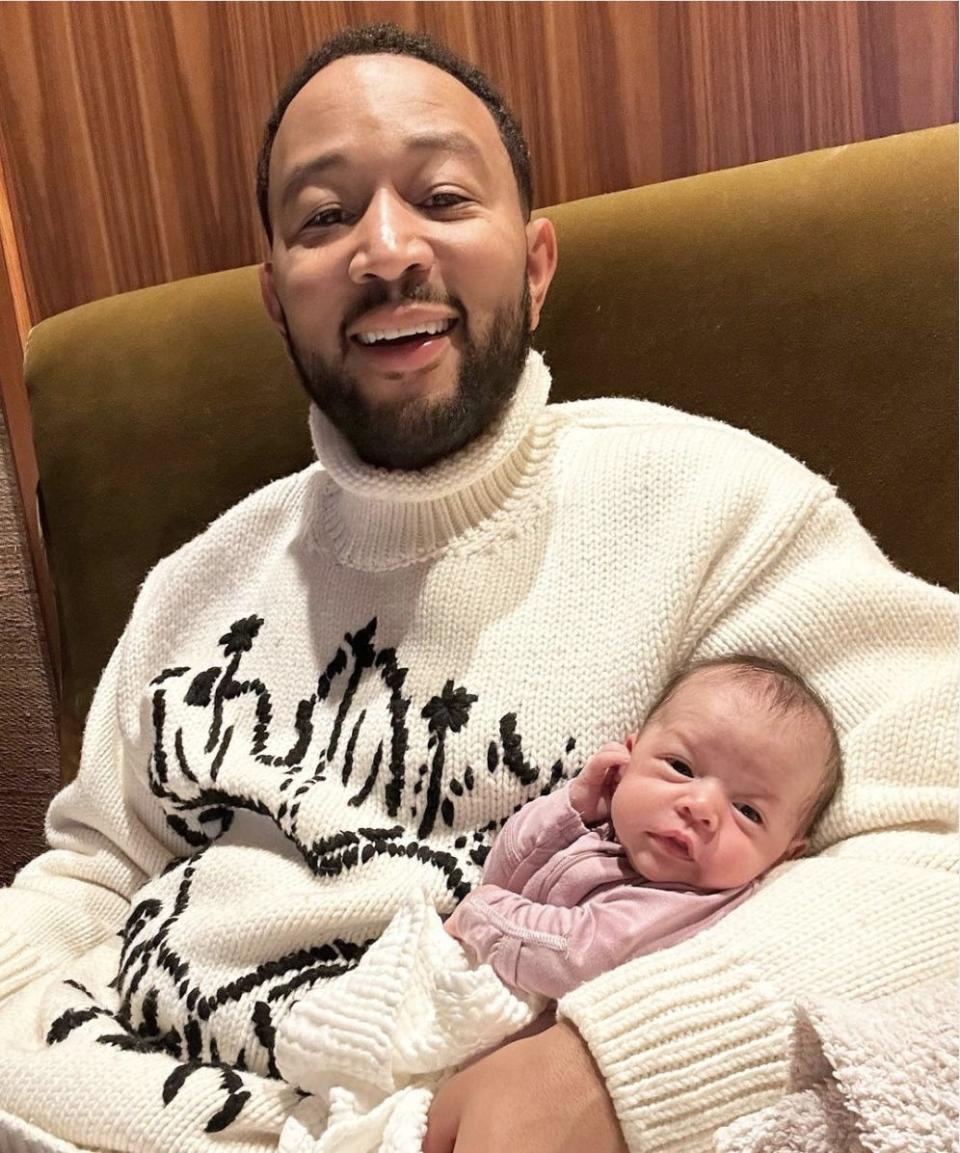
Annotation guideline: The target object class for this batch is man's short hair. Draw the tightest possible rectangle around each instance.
[645,654,843,838]
[256,22,534,243]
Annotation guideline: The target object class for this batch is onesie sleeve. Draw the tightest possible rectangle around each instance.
[444,882,745,1000]
[479,784,590,890]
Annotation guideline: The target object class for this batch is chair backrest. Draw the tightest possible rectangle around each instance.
[25,124,958,783]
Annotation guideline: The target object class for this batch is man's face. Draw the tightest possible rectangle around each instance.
[260,54,557,470]
[609,671,828,890]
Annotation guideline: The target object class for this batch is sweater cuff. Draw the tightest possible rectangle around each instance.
[558,936,794,1153]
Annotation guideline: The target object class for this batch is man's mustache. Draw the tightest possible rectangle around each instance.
[340,284,467,338]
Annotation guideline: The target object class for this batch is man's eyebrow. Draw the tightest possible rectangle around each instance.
[279,152,348,212]
[404,130,487,166]
[278,131,488,211]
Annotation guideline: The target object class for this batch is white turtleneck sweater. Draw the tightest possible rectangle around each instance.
[0,352,956,1153]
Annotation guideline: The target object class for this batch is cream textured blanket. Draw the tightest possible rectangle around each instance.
[715,980,959,1153]
[275,891,543,1153]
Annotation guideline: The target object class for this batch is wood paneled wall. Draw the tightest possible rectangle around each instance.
[1,1,956,326]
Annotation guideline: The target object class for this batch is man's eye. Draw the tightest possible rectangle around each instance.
[305,207,346,229]
[667,759,693,778]
[735,802,763,825]
[423,192,467,209]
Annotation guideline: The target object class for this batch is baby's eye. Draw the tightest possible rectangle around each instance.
[667,759,693,778]
[735,802,763,825]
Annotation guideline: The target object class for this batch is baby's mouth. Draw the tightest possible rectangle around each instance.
[651,832,694,861]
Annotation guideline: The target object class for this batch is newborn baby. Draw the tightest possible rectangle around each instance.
[444,653,842,999]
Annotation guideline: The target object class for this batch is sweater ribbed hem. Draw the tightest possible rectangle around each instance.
[559,938,794,1153]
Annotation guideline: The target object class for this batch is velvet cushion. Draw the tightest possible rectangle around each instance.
[25,124,958,783]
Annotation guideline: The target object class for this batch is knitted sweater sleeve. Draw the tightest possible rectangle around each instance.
[0,631,165,1002]
[0,568,304,1152]
[558,492,959,1153]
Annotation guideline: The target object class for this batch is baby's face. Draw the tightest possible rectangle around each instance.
[609,669,831,890]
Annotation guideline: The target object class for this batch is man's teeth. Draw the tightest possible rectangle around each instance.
[356,319,454,345]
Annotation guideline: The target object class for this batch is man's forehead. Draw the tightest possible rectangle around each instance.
[275,53,504,160]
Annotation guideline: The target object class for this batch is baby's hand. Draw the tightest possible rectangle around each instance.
[568,742,631,823]
[443,885,497,938]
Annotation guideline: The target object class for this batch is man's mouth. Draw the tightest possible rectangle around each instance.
[352,317,458,347]
[345,315,460,375]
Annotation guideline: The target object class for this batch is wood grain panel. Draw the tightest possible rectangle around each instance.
[0,1,955,325]
[0,108,59,684]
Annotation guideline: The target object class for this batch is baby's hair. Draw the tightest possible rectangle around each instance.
[645,654,842,838]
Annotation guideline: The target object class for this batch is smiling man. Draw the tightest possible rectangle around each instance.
[0,22,956,1153]
[258,48,554,470]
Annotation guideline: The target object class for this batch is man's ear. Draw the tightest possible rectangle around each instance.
[525,216,558,332]
[259,262,286,334]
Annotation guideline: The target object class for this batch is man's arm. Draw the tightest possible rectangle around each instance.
[0,639,165,1002]
[424,1019,627,1153]
[0,577,305,1152]
[560,493,959,1150]
[426,492,958,1153]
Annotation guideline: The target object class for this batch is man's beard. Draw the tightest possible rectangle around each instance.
[282,281,532,471]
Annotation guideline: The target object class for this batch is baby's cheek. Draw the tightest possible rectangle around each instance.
[738,841,773,884]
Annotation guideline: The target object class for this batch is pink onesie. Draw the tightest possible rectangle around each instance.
[444,785,753,1000]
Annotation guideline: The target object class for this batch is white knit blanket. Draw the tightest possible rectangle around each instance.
[275,890,544,1153]
[714,980,959,1153]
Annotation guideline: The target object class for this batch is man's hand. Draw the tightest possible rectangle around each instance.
[423,1019,627,1153]
[567,741,631,823]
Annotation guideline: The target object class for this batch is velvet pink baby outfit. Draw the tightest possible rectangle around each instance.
[445,785,753,1000]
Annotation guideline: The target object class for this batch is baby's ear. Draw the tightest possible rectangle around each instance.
[783,836,808,861]
[625,733,637,752]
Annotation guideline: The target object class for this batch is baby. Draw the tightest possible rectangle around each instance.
[444,654,842,1000]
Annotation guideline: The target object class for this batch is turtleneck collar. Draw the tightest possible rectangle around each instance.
[307,350,555,570]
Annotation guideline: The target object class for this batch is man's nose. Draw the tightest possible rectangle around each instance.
[348,190,433,284]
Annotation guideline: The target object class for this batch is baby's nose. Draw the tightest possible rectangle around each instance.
[680,783,722,829]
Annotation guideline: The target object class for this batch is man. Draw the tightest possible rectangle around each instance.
[0,23,955,1153]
